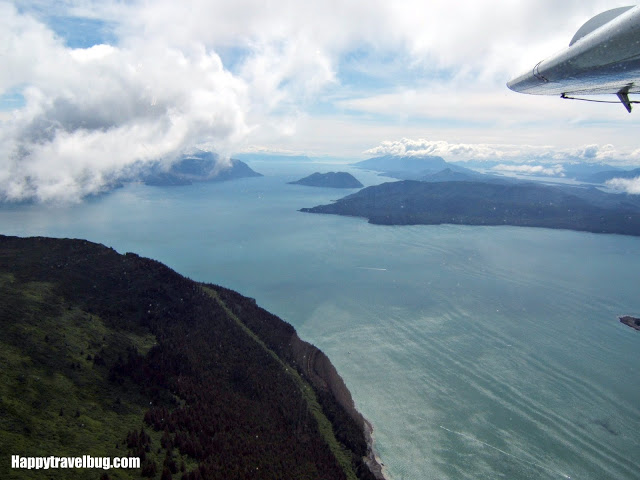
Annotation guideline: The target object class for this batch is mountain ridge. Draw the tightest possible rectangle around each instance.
[301,180,640,236]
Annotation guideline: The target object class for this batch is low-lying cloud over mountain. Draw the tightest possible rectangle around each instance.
[491,164,565,177]
[607,177,640,195]
[365,138,640,164]
[1,3,251,202]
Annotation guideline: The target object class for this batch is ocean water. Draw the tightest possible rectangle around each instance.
[2,161,639,480]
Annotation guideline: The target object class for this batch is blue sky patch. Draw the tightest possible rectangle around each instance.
[0,87,26,112]
[217,46,252,75]
[337,47,455,93]
[46,16,117,48]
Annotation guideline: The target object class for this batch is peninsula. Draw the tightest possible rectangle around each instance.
[300,180,640,236]
[0,235,383,480]
[289,172,364,188]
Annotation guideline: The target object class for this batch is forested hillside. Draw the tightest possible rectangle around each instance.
[0,235,382,480]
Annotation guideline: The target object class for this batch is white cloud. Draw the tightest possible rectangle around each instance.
[0,3,251,202]
[365,138,508,159]
[606,176,640,195]
[3,0,640,201]
[491,164,565,177]
[364,138,640,165]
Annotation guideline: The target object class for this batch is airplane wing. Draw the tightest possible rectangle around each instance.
[507,6,640,112]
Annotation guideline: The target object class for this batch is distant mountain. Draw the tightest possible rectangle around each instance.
[234,153,314,163]
[449,160,628,182]
[0,235,383,480]
[288,172,363,188]
[142,151,262,186]
[580,167,640,184]
[354,155,449,172]
[301,180,640,236]
[353,155,455,178]
[353,155,479,181]
[561,163,623,181]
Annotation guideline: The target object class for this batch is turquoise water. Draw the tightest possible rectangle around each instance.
[2,162,639,479]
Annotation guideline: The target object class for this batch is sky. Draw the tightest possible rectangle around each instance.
[2,0,640,202]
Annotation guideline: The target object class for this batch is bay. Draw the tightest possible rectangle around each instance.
[1,161,639,479]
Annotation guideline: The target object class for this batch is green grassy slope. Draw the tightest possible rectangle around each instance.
[0,273,176,480]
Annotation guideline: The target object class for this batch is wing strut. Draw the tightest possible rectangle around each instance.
[560,90,638,112]
[617,87,632,113]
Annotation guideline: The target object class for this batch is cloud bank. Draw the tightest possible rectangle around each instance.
[365,138,640,164]
[3,1,639,202]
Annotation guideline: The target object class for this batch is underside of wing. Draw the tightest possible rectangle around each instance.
[507,66,640,96]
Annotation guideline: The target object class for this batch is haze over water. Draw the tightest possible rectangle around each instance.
[2,161,639,479]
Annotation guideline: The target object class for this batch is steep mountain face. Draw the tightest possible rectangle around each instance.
[288,172,364,188]
[301,180,640,236]
[0,235,382,480]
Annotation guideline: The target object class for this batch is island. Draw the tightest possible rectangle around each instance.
[142,151,262,186]
[289,172,364,188]
[300,180,640,236]
[0,235,384,480]
[620,316,640,331]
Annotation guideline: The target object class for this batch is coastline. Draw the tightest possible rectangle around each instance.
[362,417,388,480]
[213,286,389,479]
[296,340,388,480]
[215,282,388,479]
[1,234,387,479]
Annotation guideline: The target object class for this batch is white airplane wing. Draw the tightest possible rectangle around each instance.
[507,6,640,112]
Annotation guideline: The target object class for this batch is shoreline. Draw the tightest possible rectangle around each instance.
[204,279,390,479]
[286,331,388,479]
[362,417,389,480]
